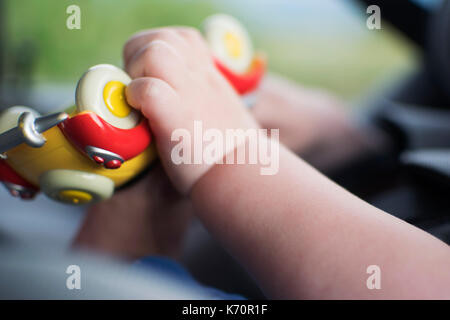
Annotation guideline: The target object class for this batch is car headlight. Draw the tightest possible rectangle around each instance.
[203,14,254,74]
[75,64,140,129]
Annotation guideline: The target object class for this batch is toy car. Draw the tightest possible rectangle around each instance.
[0,64,157,205]
[203,14,266,107]
[0,17,263,205]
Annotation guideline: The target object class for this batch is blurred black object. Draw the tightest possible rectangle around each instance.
[357,0,450,105]
[333,0,450,244]
[429,0,450,101]
[359,0,430,47]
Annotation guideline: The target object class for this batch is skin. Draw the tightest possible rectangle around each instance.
[77,26,450,299]
[73,73,368,262]
[252,73,350,155]
[74,60,365,261]
[192,144,450,299]
[252,74,388,171]
[73,164,193,261]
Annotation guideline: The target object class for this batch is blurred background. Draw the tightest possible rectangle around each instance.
[0,0,419,112]
[1,0,448,299]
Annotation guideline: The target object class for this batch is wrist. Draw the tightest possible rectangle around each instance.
[168,113,260,195]
[186,136,249,196]
[189,133,280,201]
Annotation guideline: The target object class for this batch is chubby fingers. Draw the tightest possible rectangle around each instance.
[124,27,210,65]
[172,26,212,58]
[124,27,213,83]
[125,77,180,133]
[126,40,189,90]
[123,28,188,69]
[123,27,214,130]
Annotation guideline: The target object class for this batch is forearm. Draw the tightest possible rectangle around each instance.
[252,74,384,170]
[120,26,449,299]
[190,143,450,299]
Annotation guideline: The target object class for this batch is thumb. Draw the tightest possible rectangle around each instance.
[125,77,179,129]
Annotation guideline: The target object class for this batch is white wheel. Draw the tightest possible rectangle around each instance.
[39,169,114,204]
[203,14,254,74]
[0,106,40,133]
[75,64,140,129]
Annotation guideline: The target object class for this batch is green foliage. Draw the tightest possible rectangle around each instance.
[5,0,216,81]
[256,31,418,99]
[4,0,417,99]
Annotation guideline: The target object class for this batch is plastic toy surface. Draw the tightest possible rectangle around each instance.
[203,14,266,106]
[0,15,263,205]
[0,64,157,205]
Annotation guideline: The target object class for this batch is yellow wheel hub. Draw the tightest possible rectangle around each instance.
[58,190,93,204]
[224,32,242,59]
[103,81,132,118]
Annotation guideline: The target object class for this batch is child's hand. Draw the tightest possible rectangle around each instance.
[124,27,258,193]
[121,28,450,300]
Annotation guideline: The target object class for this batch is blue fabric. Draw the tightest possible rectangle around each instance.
[135,256,246,300]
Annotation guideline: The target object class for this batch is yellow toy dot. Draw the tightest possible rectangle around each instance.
[224,32,242,59]
[58,190,93,204]
[103,81,132,118]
